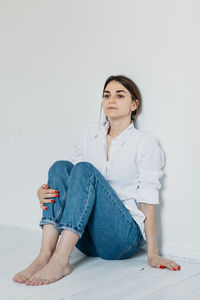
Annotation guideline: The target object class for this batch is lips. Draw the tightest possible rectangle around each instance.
[107,107,117,109]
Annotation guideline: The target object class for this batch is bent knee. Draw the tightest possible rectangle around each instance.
[73,161,95,172]
[48,160,73,173]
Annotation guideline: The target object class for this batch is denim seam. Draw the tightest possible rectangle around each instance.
[95,177,132,225]
[76,173,94,230]
[117,228,144,259]
[117,240,139,259]
[55,194,67,221]
[57,174,95,236]
[54,177,70,221]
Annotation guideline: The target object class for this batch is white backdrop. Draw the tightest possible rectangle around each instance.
[0,0,199,258]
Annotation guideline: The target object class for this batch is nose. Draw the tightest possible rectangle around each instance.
[108,96,116,103]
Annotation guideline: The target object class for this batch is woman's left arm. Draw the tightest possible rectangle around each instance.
[139,203,158,256]
[139,202,181,271]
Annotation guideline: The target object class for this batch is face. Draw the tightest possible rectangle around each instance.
[102,80,137,121]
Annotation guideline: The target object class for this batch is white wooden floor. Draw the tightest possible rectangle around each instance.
[1,224,200,300]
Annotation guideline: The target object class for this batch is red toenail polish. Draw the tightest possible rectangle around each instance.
[173,268,176,270]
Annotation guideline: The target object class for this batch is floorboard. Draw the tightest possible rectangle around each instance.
[1,225,199,300]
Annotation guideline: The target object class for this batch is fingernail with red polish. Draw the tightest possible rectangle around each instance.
[45,207,48,210]
[160,265,164,269]
[51,200,55,203]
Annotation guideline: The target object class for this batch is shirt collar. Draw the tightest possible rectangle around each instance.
[94,120,136,145]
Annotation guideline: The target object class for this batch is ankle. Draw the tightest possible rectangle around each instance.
[39,248,54,258]
[52,250,70,265]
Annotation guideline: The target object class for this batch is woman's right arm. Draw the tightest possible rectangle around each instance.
[37,184,59,210]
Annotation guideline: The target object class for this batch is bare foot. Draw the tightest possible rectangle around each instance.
[25,253,71,286]
[12,252,53,283]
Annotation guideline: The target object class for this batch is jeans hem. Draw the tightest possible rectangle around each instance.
[58,225,83,239]
[39,218,61,235]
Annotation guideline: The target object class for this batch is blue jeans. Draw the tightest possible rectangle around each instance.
[39,160,146,260]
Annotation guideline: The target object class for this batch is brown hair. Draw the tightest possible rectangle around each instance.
[99,74,142,128]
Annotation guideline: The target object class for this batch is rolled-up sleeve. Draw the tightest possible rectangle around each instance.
[136,134,165,205]
[69,123,88,165]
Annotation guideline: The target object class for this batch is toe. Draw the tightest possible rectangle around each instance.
[38,279,44,285]
[32,279,37,285]
[34,279,39,285]
[13,274,21,282]
[43,279,49,285]
[29,275,37,285]
[12,275,17,281]
[40,279,46,285]
[25,280,30,285]
[28,280,34,286]
[17,276,23,283]
[32,278,38,286]
[19,276,26,283]
[13,272,25,282]
[37,279,43,286]
[26,277,34,285]
[34,279,40,286]
[13,276,18,282]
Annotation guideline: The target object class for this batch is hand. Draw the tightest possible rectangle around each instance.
[148,254,181,271]
[37,184,59,210]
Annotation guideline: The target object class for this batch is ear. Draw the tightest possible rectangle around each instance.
[131,99,138,111]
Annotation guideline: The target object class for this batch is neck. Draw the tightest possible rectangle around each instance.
[107,119,132,138]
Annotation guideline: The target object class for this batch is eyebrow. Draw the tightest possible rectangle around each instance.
[103,90,126,94]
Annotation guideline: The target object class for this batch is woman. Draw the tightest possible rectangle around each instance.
[13,74,181,286]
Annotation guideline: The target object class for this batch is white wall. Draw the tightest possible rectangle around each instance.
[0,0,199,258]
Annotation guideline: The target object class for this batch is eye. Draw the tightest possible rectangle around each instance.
[103,94,124,98]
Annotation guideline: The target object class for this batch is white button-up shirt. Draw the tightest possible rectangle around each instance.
[69,120,165,241]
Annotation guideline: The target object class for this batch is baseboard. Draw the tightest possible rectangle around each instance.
[157,242,200,260]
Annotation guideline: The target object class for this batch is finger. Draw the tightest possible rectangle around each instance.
[42,189,59,194]
[42,194,59,200]
[159,265,166,269]
[43,199,55,203]
[43,191,59,198]
[40,203,48,210]
[167,263,180,271]
[167,264,175,271]
[42,184,49,189]
[173,264,181,271]
[172,262,182,269]
[168,261,181,271]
